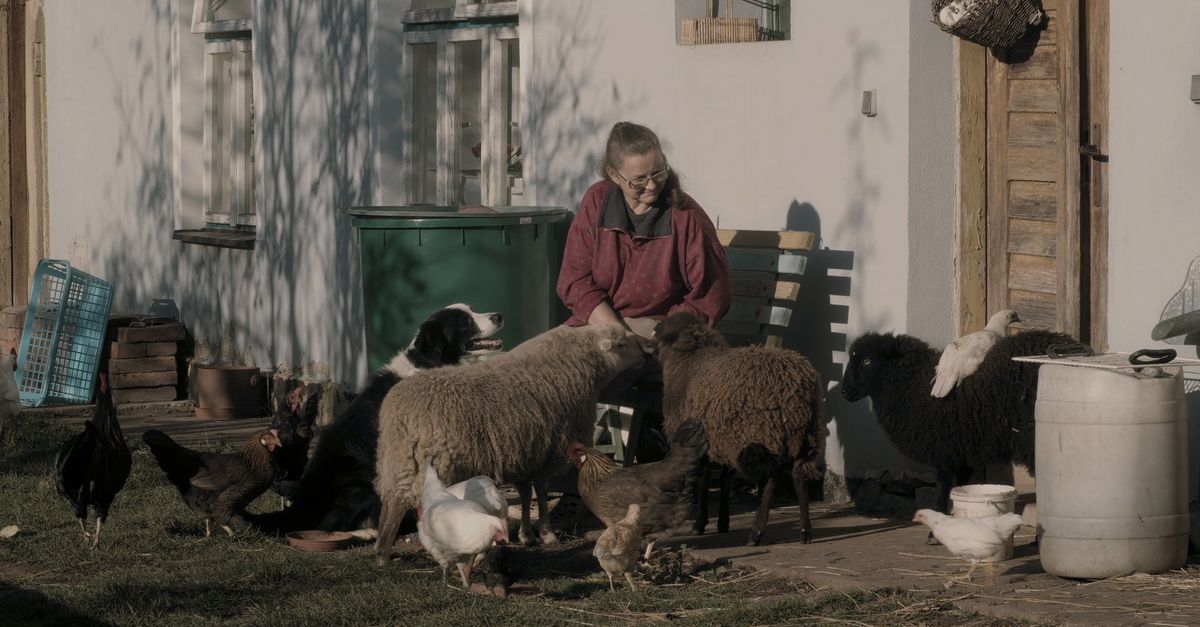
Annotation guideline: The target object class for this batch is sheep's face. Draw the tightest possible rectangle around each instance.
[841,334,892,402]
[594,326,644,373]
[653,312,723,356]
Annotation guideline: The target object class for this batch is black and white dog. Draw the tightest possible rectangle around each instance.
[250,304,503,535]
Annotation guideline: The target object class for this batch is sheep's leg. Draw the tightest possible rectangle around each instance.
[717,466,733,534]
[929,468,956,545]
[516,481,536,546]
[692,462,711,535]
[790,466,813,544]
[374,495,406,566]
[747,474,777,546]
[533,479,559,545]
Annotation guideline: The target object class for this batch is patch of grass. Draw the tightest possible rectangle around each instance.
[0,415,1032,626]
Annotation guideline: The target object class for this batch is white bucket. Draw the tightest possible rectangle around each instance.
[950,483,1018,560]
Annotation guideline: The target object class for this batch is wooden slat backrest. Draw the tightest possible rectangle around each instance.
[716,229,816,347]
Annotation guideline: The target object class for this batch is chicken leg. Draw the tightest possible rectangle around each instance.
[605,570,615,592]
[77,518,91,543]
[90,518,103,549]
[456,561,474,588]
[624,571,637,591]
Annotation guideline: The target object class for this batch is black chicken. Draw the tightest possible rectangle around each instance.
[54,374,131,548]
[143,427,283,537]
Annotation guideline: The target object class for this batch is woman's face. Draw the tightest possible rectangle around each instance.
[609,150,668,208]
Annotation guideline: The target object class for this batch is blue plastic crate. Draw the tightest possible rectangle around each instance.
[17,260,114,406]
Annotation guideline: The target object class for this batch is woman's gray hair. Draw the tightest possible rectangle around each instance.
[598,122,686,209]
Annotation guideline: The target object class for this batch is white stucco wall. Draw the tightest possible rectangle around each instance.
[1109,2,1200,507]
[1108,3,1200,356]
[43,0,958,480]
[512,0,957,479]
[44,0,376,386]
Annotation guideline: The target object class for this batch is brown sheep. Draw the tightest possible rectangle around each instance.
[655,312,826,546]
[373,323,644,565]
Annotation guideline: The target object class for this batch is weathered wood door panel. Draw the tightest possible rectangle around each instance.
[986,0,1081,336]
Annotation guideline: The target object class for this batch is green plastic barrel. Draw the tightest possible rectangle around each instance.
[347,206,568,372]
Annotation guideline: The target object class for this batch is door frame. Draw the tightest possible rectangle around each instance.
[955,0,1108,350]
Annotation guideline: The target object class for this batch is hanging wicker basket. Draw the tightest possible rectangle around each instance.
[931,0,1044,49]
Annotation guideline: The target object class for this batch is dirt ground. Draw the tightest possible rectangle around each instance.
[664,502,1200,626]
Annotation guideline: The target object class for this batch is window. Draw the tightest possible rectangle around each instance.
[400,1,521,206]
[676,0,790,46]
[194,0,254,229]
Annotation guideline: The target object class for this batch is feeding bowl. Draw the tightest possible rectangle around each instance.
[285,530,353,552]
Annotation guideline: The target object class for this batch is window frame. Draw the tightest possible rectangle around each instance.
[202,35,255,229]
[399,5,520,206]
[191,0,251,35]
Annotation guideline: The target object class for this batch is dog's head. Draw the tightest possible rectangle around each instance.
[410,304,504,368]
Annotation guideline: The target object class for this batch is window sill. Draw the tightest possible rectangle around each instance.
[173,229,256,250]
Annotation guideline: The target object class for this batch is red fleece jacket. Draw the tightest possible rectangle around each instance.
[557,180,732,327]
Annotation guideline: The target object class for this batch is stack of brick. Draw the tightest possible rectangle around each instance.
[109,322,187,404]
[0,306,25,356]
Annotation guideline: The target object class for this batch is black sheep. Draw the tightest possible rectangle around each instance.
[841,329,1076,518]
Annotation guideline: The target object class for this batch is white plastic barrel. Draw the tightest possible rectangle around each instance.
[1036,363,1188,579]
[951,484,1018,559]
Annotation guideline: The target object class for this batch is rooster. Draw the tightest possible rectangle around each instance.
[569,419,708,559]
[593,504,642,591]
[143,427,283,537]
[417,459,508,587]
[54,373,130,548]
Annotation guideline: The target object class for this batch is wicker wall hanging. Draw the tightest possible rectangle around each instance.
[932,0,1044,49]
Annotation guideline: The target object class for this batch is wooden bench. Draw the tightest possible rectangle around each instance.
[593,229,817,465]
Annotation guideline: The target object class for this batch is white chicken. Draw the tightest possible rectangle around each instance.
[593,504,643,592]
[417,459,509,588]
[0,349,20,439]
[913,509,1024,582]
[445,475,508,522]
[931,309,1020,398]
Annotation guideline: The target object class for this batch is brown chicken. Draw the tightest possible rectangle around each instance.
[593,504,642,591]
[143,428,283,536]
[569,419,707,558]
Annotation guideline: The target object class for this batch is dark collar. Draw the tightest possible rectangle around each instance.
[598,184,672,238]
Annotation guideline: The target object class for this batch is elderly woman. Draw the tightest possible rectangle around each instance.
[557,121,732,353]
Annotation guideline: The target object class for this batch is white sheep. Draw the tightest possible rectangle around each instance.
[372,323,643,564]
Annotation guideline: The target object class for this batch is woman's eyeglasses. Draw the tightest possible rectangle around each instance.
[614,166,671,192]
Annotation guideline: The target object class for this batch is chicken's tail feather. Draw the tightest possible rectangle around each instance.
[930,372,954,398]
[141,429,198,486]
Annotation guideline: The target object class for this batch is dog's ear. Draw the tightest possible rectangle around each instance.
[412,320,455,366]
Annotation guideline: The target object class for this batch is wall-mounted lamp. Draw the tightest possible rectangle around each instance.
[1191,76,1200,103]
[861,90,878,117]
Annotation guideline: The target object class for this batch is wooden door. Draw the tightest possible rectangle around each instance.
[958,0,1108,347]
[0,0,21,307]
